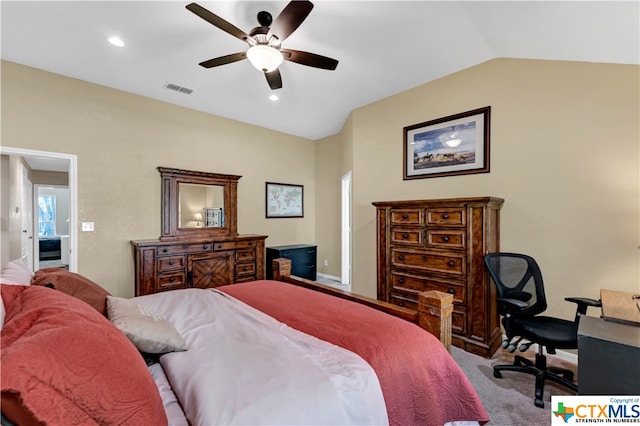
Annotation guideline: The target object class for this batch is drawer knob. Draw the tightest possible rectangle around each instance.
[398,278,405,284]
[442,214,449,219]
[162,248,168,253]
[398,255,405,261]
[448,261,455,267]
[402,214,408,219]
[168,261,174,265]
[398,301,405,307]
[170,277,176,282]
[402,233,409,239]
[448,288,455,295]
[442,236,450,242]
[217,244,223,249]
[203,245,209,249]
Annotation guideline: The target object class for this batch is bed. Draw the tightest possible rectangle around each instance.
[0,258,489,426]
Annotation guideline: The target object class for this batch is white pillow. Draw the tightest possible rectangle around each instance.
[106,296,187,354]
[0,258,34,285]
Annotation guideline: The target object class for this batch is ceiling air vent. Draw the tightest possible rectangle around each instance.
[163,82,194,95]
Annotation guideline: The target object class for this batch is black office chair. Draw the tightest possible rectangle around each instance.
[483,252,601,408]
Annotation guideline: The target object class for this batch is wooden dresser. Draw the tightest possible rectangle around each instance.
[132,235,266,296]
[266,244,317,281]
[373,196,504,358]
[132,167,267,296]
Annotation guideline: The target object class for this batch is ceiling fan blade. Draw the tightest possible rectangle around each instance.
[199,52,247,68]
[186,3,253,44]
[265,69,283,90]
[266,0,314,43]
[281,49,338,70]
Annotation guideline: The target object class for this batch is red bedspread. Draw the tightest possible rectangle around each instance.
[220,280,489,426]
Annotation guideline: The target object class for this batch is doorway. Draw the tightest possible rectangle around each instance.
[0,146,77,272]
[341,171,352,286]
[35,185,71,269]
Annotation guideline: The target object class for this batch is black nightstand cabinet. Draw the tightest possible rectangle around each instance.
[266,244,317,281]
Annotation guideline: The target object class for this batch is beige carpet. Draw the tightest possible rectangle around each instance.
[451,346,576,426]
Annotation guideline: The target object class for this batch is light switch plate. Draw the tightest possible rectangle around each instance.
[81,222,94,232]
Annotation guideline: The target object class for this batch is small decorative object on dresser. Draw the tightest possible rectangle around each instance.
[266,244,317,281]
[373,196,504,358]
[132,167,267,296]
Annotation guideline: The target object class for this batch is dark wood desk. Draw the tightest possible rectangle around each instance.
[577,315,640,395]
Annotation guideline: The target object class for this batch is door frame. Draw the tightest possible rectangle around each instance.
[341,171,352,285]
[0,146,78,272]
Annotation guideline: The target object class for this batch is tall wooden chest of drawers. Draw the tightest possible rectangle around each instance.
[373,197,504,358]
[132,234,267,296]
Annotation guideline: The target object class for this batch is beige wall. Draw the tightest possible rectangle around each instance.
[332,58,638,322]
[315,114,355,280]
[3,58,639,325]
[1,60,316,297]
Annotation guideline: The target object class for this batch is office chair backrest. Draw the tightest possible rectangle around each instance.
[484,253,547,317]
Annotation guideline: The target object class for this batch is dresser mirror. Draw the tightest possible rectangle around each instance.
[179,183,224,228]
[158,167,240,240]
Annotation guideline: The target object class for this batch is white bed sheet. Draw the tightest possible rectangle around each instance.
[148,363,188,426]
[136,288,389,426]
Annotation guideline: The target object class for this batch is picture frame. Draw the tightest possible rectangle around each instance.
[265,182,304,218]
[403,106,490,180]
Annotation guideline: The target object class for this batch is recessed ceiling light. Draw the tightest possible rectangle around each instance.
[108,36,125,47]
[269,94,279,101]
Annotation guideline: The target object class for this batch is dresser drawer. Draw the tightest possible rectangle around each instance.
[214,240,259,251]
[452,309,467,335]
[157,255,186,272]
[158,272,187,291]
[391,272,466,305]
[426,230,466,250]
[236,262,255,277]
[158,243,213,256]
[391,228,423,246]
[235,249,255,263]
[392,249,466,277]
[426,208,466,226]
[390,209,423,225]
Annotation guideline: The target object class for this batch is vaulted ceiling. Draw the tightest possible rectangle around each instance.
[2,1,638,140]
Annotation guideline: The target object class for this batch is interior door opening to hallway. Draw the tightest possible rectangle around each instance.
[341,171,351,286]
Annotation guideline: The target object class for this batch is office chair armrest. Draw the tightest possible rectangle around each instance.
[498,297,528,310]
[565,297,602,316]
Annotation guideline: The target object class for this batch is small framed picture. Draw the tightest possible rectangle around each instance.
[204,207,223,227]
[403,106,490,179]
[265,182,303,218]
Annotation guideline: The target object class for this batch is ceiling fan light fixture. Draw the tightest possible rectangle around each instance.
[246,45,283,73]
[444,137,463,148]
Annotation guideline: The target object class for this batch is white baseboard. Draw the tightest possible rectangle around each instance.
[316,272,341,282]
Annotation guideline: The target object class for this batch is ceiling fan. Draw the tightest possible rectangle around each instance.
[186,1,338,90]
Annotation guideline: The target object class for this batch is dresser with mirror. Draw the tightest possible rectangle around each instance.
[132,167,267,296]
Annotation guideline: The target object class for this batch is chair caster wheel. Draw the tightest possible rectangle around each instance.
[493,370,502,379]
[535,399,544,408]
